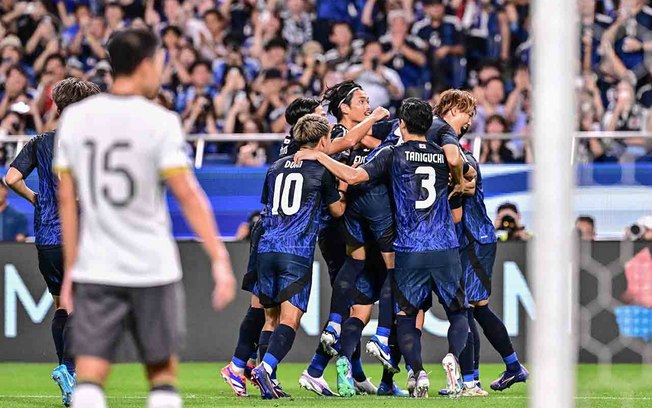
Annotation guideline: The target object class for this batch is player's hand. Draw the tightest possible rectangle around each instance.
[371,106,390,121]
[60,275,74,313]
[294,149,320,164]
[211,258,236,311]
[622,37,643,53]
[448,183,464,200]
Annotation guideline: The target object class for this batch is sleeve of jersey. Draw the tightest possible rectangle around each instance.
[361,146,392,182]
[159,114,191,179]
[371,120,396,141]
[440,127,460,147]
[9,138,36,177]
[321,170,341,206]
[53,112,73,174]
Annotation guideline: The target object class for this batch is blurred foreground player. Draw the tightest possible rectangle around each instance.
[6,77,100,407]
[55,29,236,408]
[250,114,346,399]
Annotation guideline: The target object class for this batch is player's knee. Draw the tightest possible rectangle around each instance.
[347,245,366,260]
[76,356,112,386]
[350,305,372,324]
[381,251,395,269]
[264,307,280,329]
[250,295,263,309]
[146,356,178,386]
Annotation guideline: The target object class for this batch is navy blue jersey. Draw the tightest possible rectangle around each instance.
[258,154,341,259]
[458,150,497,246]
[412,16,463,51]
[363,140,458,252]
[371,119,399,142]
[368,119,401,162]
[279,133,300,158]
[9,131,61,246]
[426,116,459,147]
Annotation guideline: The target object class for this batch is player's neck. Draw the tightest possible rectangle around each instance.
[442,114,461,134]
[403,133,426,143]
[110,78,145,97]
[339,117,357,130]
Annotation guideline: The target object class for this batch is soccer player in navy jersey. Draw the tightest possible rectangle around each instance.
[295,98,470,398]
[5,78,100,407]
[249,114,346,399]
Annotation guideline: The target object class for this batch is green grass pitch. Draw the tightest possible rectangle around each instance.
[1,363,651,407]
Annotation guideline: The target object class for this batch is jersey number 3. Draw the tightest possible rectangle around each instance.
[84,140,136,207]
[415,166,437,209]
[272,173,304,215]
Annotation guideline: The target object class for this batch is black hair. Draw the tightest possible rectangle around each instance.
[329,21,353,36]
[264,37,287,52]
[107,28,160,77]
[483,76,503,88]
[285,97,320,126]
[7,64,27,79]
[497,202,519,214]
[202,8,224,20]
[321,80,363,121]
[577,215,595,227]
[190,60,211,74]
[44,53,66,69]
[397,97,433,135]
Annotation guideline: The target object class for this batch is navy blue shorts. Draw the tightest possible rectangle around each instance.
[318,219,346,286]
[257,252,313,312]
[343,189,394,253]
[37,246,63,296]
[349,244,387,306]
[242,219,264,297]
[460,241,496,303]
[393,249,467,315]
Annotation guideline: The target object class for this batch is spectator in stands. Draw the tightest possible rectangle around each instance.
[281,0,313,60]
[579,0,613,74]
[602,80,650,161]
[250,10,283,59]
[214,65,251,120]
[473,76,507,133]
[0,180,28,242]
[479,114,519,164]
[67,13,107,71]
[461,0,508,71]
[625,215,652,241]
[297,41,328,97]
[325,21,361,72]
[258,37,301,81]
[494,202,530,241]
[0,35,34,83]
[0,65,36,119]
[176,60,218,115]
[104,2,127,36]
[412,0,465,91]
[380,10,427,97]
[196,9,227,61]
[254,68,287,133]
[345,39,404,108]
[313,0,359,49]
[576,216,596,241]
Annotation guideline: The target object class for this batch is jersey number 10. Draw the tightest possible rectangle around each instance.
[272,173,304,216]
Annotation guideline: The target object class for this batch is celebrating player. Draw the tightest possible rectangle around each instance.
[5,78,100,407]
[55,29,236,408]
[295,98,470,398]
[250,114,346,399]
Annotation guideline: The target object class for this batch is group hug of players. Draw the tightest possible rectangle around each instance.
[220,81,529,399]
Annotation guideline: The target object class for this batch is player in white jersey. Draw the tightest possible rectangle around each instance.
[55,29,236,408]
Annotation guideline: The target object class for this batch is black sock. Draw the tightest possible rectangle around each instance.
[258,330,273,364]
[459,309,475,383]
[52,309,67,364]
[445,307,469,359]
[396,315,423,373]
[340,317,365,360]
[473,304,519,372]
[329,258,365,317]
[377,271,394,334]
[468,309,480,376]
[262,324,296,372]
[351,341,366,382]
[233,307,265,363]
[151,384,177,393]
[61,312,75,376]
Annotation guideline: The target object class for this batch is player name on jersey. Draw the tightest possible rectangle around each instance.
[404,150,445,164]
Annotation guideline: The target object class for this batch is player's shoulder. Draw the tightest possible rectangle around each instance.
[411,17,431,35]
[330,123,348,139]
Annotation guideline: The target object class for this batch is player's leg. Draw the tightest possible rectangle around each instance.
[70,284,132,408]
[130,282,185,408]
[366,251,398,372]
[336,303,373,397]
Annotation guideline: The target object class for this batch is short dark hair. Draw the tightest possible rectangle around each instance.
[577,216,595,227]
[202,8,224,20]
[52,78,101,114]
[497,202,519,214]
[485,114,508,131]
[264,37,287,52]
[322,80,363,120]
[44,53,66,69]
[107,28,160,77]
[294,114,330,147]
[285,97,320,126]
[190,60,211,74]
[397,97,433,135]
[483,76,503,88]
[330,21,352,36]
[7,64,27,79]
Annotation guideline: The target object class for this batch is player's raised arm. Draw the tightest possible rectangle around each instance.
[160,115,236,311]
[328,106,390,154]
[296,150,370,185]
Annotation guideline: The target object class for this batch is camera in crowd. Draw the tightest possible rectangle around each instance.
[626,216,652,241]
[494,202,529,241]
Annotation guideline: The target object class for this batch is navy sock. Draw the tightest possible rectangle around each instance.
[258,330,272,364]
[473,304,519,371]
[459,309,475,382]
[307,348,331,378]
[61,311,75,376]
[445,307,469,359]
[52,309,67,364]
[396,315,423,373]
[350,353,366,382]
[233,307,265,363]
[329,258,365,317]
[340,317,365,360]
[262,324,296,373]
[468,309,480,375]
[377,271,394,334]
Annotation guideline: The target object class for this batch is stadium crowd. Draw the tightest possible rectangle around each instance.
[0,0,651,165]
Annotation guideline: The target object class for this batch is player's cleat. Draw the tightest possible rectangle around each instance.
[51,365,75,407]
[220,364,249,397]
[354,377,378,395]
[365,336,400,373]
[460,383,489,397]
[415,370,429,398]
[439,381,485,396]
[406,369,416,397]
[442,353,463,398]
[272,380,291,398]
[320,326,340,356]
[335,356,356,397]
[299,370,338,396]
[490,364,529,391]
[377,381,409,397]
[250,365,279,399]
[244,360,256,381]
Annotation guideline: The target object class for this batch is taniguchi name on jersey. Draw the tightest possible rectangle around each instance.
[404,151,444,164]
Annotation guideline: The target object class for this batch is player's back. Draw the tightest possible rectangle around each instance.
[55,94,188,286]
[459,150,496,245]
[391,140,458,252]
[258,153,338,259]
